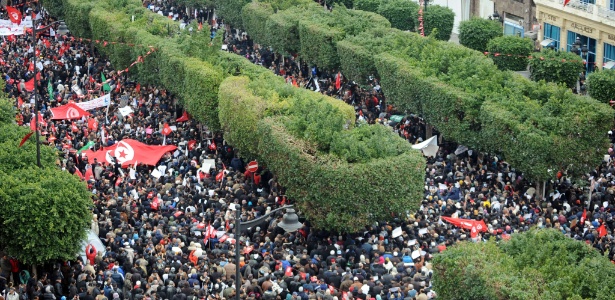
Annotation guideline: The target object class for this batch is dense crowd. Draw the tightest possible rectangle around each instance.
[1,2,615,300]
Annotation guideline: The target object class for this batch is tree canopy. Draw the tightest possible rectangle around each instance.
[433,229,615,300]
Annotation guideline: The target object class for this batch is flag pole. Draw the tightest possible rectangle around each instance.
[32,18,41,167]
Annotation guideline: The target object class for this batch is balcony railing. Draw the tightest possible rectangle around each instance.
[597,5,615,20]
[535,0,615,27]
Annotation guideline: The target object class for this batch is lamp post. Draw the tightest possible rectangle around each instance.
[233,204,302,300]
[32,19,69,167]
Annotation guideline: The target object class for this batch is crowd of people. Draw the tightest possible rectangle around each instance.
[1,2,615,300]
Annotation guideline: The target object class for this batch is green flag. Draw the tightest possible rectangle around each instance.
[77,141,96,154]
[101,73,111,92]
[390,115,404,123]
[47,80,53,100]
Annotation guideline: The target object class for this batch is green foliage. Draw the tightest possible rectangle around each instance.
[434,230,615,300]
[423,5,455,41]
[264,5,317,55]
[353,0,381,12]
[375,34,613,181]
[298,8,390,70]
[242,1,275,46]
[529,49,584,88]
[377,0,419,32]
[214,0,250,29]
[330,124,413,163]
[458,17,502,52]
[0,124,58,171]
[218,74,424,232]
[487,35,534,71]
[0,168,92,265]
[587,69,615,103]
[0,98,14,125]
[257,118,425,232]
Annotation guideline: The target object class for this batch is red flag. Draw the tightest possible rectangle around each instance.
[28,62,34,72]
[19,131,34,147]
[115,81,121,93]
[161,123,172,136]
[581,209,587,225]
[176,111,190,122]
[115,176,123,187]
[597,224,608,237]
[564,0,571,6]
[89,75,95,83]
[189,250,198,265]
[82,139,177,166]
[43,39,51,49]
[209,141,217,151]
[187,140,197,151]
[74,168,84,180]
[6,35,15,43]
[6,6,22,25]
[84,167,93,181]
[22,78,35,92]
[50,103,90,120]
[335,72,341,90]
[30,118,37,131]
[135,83,141,93]
[88,118,98,131]
[17,96,23,108]
[441,216,487,237]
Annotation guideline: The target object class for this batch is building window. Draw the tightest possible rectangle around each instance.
[543,23,560,50]
[605,43,615,63]
[610,0,614,11]
[580,0,595,4]
[567,31,596,73]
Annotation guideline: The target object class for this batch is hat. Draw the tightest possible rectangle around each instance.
[353,277,359,281]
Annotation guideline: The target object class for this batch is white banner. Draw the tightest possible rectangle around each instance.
[118,106,134,117]
[0,24,24,35]
[75,94,111,111]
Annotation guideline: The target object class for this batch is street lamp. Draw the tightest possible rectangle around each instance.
[32,19,68,167]
[232,204,302,300]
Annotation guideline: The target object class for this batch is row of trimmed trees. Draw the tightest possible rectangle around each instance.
[459,17,615,100]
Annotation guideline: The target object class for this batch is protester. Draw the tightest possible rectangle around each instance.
[2,3,615,300]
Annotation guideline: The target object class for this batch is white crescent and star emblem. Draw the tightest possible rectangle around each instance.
[113,141,134,164]
[66,107,80,119]
[10,12,19,20]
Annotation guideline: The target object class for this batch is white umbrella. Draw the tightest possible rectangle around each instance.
[454,145,468,155]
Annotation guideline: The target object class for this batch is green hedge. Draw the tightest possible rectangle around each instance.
[434,230,615,300]
[587,69,615,103]
[487,35,533,71]
[218,75,424,231]
[376,0,419,32]
[424,5,455,41]
[264,4,322,55]
[298,8,390,70]
[458,17,503,52]
[353,0,380,12]
[242,1,275,46]
[529,49,584,88]
[375,34,612,180]
[214,0,250,29]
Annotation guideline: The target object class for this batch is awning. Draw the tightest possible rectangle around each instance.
[604,61,615,70]
[540,38,556,47]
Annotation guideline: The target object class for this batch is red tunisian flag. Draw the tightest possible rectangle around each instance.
[51,103,90,120]
[176,111,190,122]
[88,118,99,131]
[82,139,176,166]
[6,6,22,25]
[441,216,487,238]
[564,0,571,6]
[580,208,587,225]
[161,123,172,136]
